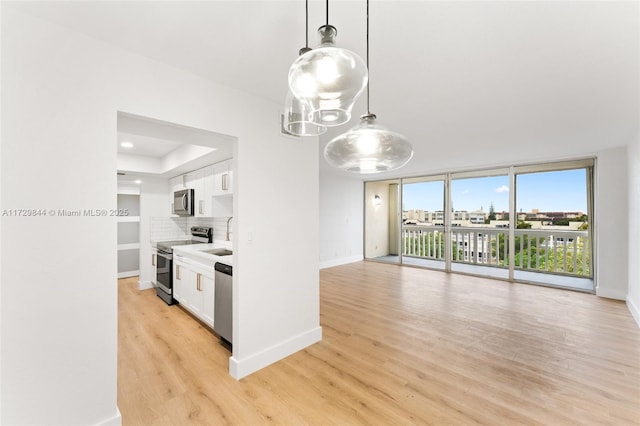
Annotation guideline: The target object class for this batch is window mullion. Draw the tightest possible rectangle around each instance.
[508,166,516,280]
[444,173,452,272]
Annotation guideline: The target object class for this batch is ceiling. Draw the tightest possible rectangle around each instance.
[8,1,639,179]
[117,133,182,158]
[116,112,235,181]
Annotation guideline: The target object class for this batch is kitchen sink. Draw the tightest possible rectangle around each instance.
[203,248,233,256]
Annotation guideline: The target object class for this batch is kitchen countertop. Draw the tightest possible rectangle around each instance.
[173,242,233,267]
[150,237,191,248]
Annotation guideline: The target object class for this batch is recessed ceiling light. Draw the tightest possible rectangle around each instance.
[135,180,142,184]
[120,142,134,148]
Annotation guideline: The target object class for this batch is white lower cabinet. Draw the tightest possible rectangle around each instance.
[198,273,214,326]
[151,246,157,286]
[173,255,215,329]
[172,260,187,304]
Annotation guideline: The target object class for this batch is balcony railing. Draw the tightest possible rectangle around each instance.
[402,225,591,277]
[402,226,446,261]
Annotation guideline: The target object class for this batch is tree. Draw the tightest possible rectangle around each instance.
[576,214,589,230]
[488,202,496,221]
[492,234,541,267]
[543,237,590,275]
[491,233,590,275]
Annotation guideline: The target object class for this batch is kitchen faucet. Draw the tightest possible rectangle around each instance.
[226,216,233,241]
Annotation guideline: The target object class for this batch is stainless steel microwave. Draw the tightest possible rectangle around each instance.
[173,189,194,216]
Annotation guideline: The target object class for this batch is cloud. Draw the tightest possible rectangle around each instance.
[460,190,469,195]
[495,185,509,193]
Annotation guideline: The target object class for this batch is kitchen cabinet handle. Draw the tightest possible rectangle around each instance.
[199,200,203,214]
[176,265,181,280]
[196,273,201,291]
[222,173,228,191]
[152,254,156,266]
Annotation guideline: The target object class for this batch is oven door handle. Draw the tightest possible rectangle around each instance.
[157,250,172,260]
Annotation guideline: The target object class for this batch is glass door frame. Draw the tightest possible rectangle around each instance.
[363,158,595,291]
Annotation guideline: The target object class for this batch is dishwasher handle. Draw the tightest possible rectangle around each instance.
[214,262,232,275]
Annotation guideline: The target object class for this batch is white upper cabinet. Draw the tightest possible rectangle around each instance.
[213,159,233,197]
[168,176,184,215]
[170,175,186,192]
[168,159,232,217]
[185,168,205,217]
[201,165,215,217]
[185,165,215,217]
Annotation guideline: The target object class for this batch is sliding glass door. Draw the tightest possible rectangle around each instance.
[401,176,446,269]
[449,169,510,279]
[513,162,593,290]
[363,159,595,291]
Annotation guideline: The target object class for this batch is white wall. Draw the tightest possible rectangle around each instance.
[319,172,363,269]
[0,3,3,417]
[1,7,320,425]
[138,177,171,290]
[627,137,640,326]
[595,147,629,300]
[364,181,392,259]
[230,114,320,379]
[2,9,119,424]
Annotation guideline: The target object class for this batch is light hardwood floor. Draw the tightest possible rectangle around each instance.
[118,262,640,425]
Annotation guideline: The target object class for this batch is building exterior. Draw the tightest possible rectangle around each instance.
[404,209,586,229]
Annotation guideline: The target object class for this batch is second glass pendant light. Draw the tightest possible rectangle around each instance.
[324,113,413,173]
[323,0,413,173]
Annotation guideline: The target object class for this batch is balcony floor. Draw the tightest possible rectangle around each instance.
[370,255,594,292]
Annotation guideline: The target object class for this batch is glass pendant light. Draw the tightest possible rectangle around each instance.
[284,87,327,136]
[288,0,368,127]
[283,0,327,136]
[324,114,413,173]
[324,0,413,173]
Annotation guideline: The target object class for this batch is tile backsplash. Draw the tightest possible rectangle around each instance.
[151,216,231,243]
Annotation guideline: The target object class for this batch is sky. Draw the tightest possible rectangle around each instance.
[402,169,587,213]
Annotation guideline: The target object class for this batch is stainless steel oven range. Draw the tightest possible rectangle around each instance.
[155,226,213,305]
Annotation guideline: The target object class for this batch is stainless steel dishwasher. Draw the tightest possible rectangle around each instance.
[214,262,233,347]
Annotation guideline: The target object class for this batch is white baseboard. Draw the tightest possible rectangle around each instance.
[596,287,627,300]
[95,407,121,426]
[229,326,322,380]
[320,255,363,269]
[138,280,154,290]
[117,270,139,279]
[627,294,640,328]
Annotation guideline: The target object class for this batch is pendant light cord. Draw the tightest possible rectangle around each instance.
[326,0,329,26]
[300,0,311,55]
[305,0,309,48]
[366,0,370,115]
